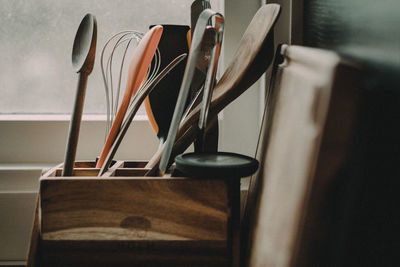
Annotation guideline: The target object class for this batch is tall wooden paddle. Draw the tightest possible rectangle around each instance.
[62,14,97,176]
[96,26,163,169]
[145,4,281,175]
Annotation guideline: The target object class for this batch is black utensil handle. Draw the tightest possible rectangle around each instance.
[194,116,219,152]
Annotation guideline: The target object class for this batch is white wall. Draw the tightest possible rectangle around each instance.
[219,0,262,156]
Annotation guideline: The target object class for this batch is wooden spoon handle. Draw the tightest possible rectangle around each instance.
[62,72,88,176]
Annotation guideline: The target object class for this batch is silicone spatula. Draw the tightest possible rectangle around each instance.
[96,25,163,168]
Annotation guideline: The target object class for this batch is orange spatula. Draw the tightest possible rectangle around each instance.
[96,25,163,168]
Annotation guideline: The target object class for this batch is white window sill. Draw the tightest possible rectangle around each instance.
[0,163,53,171]
[0,261,26,266]
[0,114,159,164]
[0,114,148,122]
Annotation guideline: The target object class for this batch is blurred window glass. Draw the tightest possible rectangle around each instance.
[0,0,200,114]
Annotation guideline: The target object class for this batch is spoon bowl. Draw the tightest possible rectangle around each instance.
[72,13,97,74]
[62,13,97,176]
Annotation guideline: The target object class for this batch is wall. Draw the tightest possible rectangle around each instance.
[219,0,262,156]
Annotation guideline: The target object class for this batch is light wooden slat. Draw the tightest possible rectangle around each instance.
[28,160,240,266]
[244,45,361,267]
[40,178,229,241]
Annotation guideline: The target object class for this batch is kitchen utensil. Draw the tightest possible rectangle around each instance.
[191,0,211,37]
[96,25,163,169]
[175,152,258,178]
[98,53,187,176]
[144,25,190,144]
[145,4,281,175]
[174,26,259,180]
[181,26,219,119]
[190,0,219,152]
[145,25,216,148]
[159,9,224,175]
[99,30,143,136]
[62,13,97,176]
[190,0,212,106]
[196,16,223,151]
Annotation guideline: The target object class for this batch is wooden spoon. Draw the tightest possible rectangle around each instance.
[62,14,97,176]
[145,4,281,175]
[96,25,163,169]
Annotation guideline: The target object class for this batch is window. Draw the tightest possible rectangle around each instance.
[0,1,225,263]
[0,0,221,115]
[0,0,225,167]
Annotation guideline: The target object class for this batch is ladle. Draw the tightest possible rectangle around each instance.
[62,13,97,176]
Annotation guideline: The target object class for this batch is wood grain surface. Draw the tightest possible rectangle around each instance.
[28,160,241,266]
[62,14,97,176]
[240,44,284,264]
[244,45,361,267]
[39,240,228,267]
[40,178,229,241]
[26,163,63,267]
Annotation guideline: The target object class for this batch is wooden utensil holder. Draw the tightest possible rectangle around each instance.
[27,160,240,267]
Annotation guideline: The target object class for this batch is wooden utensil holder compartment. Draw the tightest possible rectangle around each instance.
[28,160,240,267]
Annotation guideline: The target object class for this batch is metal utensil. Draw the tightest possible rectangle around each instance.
[190,0,219,153]
[159,9,224,175]
[174,30,259,180]
[62,13,97,176]
[145,4,281,175]
[197,17,223,151]
[191,0,211,37]
[99,30,143,137]
[172,15,259,179]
